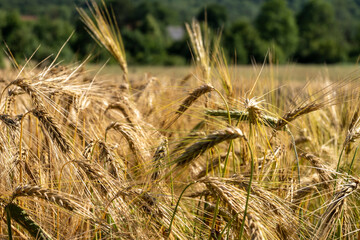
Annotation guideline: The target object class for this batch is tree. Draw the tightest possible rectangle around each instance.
[1,10,37,60]
[332,0,360,60]
[296,0,346,63]
[122,14,168,65]
[33,17,74,62]
[70,18,95,61]
[167,37,191,64]
[255,0,298,61]
[225,19,267,64]
[0,10,6,67]
[197,3,228,29]
[333,0,359,42]
[344,22,360,61]
[131,1,178,26]
[106,0,134,27]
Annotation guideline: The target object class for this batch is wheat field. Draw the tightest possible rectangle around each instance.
[1,1,360,240]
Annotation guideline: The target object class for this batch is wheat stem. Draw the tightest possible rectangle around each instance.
[166,181,196,239]
[348,146,358,175]
[6,206,12,240]
[239,142,254,240]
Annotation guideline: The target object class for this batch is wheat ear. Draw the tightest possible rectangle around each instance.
[151,137,168,180]
[31,107,71,153]
[315,181,358,240]
[105,101,137,125]
[175,127,246,167]
[163,84,214,130]
[301,153,333,188]
[247,212,264,240]
[11,185,76,212]
[276,103,324,130]
[78,0,128,84]
[8,78,43,108]
[0,114,19,130]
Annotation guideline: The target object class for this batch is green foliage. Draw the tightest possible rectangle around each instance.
[106,0,135,27]
[255,0,298,61]
[123,27,168,65]
[0,0,82,16]
[132,1,178,26]
[0,0,358,65]
[197,3,228,29]
[0,10,6,68]
[70,18,95,61]
[224,19,267,64]
[131,0,267,22]
[6,203,52,240]
[167,37,192,63]
[296,0,346,63]
[348,23,360,61]
[1,10,38,60]
[33,17,74,62]
[297,0,334,39]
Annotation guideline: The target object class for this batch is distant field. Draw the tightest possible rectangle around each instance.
[95,64,360,83]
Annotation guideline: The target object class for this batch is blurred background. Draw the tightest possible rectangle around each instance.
[0,0,359,66]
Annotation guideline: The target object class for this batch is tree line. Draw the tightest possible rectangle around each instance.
[0,0,359,66]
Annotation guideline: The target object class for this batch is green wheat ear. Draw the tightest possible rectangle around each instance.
[205,109,289,131]
[6,203,53,240]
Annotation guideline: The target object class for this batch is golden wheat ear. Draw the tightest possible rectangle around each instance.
[314,181,358,240]
[300,153,333,188]
[78,0,128,84]
[247,212,264,240]
[11,185,76,211]
[162,84,214,130]
[30,107,71,153]
[276,102,325,130]
[151,137,168,180]
[344,107,360,148]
